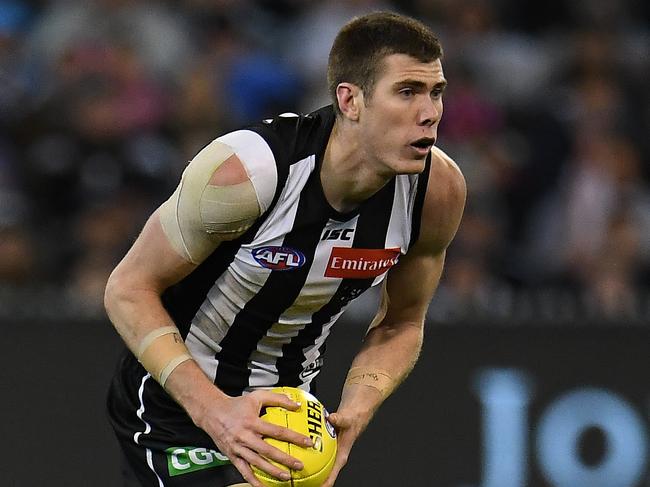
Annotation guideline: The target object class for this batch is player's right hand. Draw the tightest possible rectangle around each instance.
[196,390,313,487]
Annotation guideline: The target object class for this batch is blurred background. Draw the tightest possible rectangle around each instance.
[1,0,648,486]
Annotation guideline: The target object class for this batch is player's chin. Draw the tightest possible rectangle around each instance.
[395,155,427,174]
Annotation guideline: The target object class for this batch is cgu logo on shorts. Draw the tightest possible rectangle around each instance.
[165,446,231,477]
[325,247,401,279]
[252,246,306,271]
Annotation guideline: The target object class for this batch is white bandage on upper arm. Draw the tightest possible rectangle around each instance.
[217,130,277,213]
[158,133,277,264]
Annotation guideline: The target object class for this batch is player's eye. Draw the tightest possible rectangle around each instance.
[431,84,445,100]
[399,88,415,97]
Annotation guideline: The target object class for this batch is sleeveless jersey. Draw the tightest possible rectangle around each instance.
[108,105,431,444]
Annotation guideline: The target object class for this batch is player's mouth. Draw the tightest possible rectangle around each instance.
[409,137,436,155]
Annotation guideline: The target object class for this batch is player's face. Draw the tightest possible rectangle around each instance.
[360,54,446,175]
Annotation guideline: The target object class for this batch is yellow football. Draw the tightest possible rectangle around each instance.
[253,387,337,487]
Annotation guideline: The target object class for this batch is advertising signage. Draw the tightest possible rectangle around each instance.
[323,323,650,487]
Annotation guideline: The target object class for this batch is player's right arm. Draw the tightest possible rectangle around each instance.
[104,139,311,486]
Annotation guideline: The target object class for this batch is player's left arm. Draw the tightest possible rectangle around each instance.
[323,148,466,486]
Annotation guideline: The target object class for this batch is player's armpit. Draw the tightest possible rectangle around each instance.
[159,139,262,264]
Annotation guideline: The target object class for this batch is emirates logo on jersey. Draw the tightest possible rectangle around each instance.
[325,247,401,279]
[252,246,306,271]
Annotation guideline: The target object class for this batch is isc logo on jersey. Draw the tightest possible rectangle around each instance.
[252,246,306,271]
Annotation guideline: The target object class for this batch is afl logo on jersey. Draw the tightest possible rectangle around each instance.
[252,246,306,271]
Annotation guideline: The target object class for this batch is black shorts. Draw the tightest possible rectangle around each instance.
[116,432,246,486]
[108,351,246,487]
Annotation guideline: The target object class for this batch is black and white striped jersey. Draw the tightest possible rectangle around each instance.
[108,105,430,440]
[164,105,430,396]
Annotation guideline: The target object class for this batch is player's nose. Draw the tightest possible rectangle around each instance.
[417,97,441,127]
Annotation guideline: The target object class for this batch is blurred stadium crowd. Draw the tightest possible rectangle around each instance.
[1,0,649,322]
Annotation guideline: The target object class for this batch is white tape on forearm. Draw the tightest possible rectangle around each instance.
[136,326,179,358]
[159,353,193,387]
[136,326,193,387]
[345,367,394,397]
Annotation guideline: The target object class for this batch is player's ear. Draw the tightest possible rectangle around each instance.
[335,83,362,121]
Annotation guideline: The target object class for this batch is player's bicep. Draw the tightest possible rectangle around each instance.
[109,209,198,295]
[370,250,446,331]
[370,149,466,329]
[159,138,274,264]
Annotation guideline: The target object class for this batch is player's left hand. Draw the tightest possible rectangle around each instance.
[320,409,370,487]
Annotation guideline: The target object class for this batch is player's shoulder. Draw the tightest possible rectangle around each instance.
[426,145,466,209]
[250,105,335,136]
[428,145,465,189]
[243,105,336,163]
[413,146,466,253]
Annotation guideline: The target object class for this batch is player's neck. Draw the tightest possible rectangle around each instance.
[321,120,393,214]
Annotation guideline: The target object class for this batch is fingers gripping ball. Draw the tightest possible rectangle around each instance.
[254,387,337,487]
